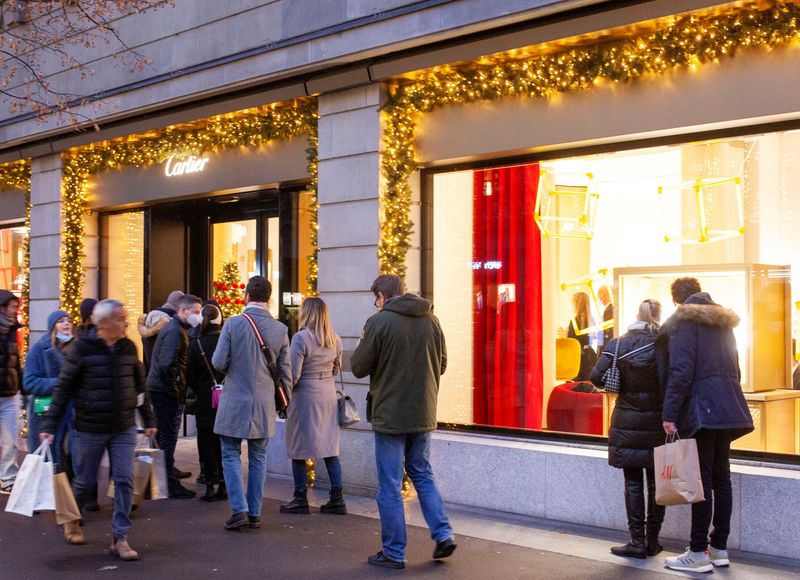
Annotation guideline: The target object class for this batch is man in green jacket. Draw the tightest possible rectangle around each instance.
[351,274,456,569]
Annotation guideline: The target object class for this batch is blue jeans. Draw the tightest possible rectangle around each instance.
[150,391,182,489]
[220,436,268,517]
[0,395,19,485]
[72,427,137,539]
[374,431,453,562]
[291,456,342,492]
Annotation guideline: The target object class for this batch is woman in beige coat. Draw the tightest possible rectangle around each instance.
[280,297,345,515]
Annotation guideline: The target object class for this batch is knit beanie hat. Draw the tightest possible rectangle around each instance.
[79,298,98,323]
[47,309,70,333]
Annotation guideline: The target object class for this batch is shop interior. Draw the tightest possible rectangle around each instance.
[429,128,800,457]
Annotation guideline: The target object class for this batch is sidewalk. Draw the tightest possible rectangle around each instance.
[0,437,796,579]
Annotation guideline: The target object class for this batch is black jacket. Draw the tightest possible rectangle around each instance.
[661,292,753,439]
[185,329,224,428]
[592,324,662,469]
[42,336,155,434]
[0,320,21,397]
[146,316,190,399]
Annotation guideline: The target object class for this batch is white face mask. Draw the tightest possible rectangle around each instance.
[187,313,203,328]
[55,332,73,344]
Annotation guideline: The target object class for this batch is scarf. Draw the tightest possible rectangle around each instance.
[0,313,13,335]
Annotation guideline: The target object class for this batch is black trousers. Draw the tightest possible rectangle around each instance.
[150,391,182,489]
[622,467,665,542]
[690,429,733,552]
[197,425,222,484]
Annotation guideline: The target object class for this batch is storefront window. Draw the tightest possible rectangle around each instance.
[430,128,800,457]
[100,211,145,356]
[0,225,28,297]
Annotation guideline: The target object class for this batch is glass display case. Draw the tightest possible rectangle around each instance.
[614,263,791,392]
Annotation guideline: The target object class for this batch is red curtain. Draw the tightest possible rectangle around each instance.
[472,164,543,429]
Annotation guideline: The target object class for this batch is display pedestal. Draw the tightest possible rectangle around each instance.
[734,390,800,454]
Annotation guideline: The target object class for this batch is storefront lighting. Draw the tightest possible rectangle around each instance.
[483,171,493,196]
[658,176,745,244]
[380,0,800,279]
[534,170,598,240]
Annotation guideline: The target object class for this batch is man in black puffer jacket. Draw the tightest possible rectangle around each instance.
[592,298,665,560]
[0,290,21,495]
[41,300,156,561]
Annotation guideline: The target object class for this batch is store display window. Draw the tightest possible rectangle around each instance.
[428,128,800,457]
[0,224,28,297]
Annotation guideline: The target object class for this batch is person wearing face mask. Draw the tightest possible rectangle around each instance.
[23,310,75,469]
[147,293,202,499]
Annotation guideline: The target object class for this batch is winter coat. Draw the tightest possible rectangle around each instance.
[350,294,447,435]
[284,329,343,459]
[661,292,754,439]
[42,336,156,434]
[23,314,75,464]
[591,323,663,469]
[138,307,173,370]
[185,328,224,429]
[212,305,291,440]
[146,316,190,399]
[0,291,20,397]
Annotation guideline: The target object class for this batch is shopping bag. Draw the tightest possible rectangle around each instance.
[654,434,705,506]
[137,440,168,500]
[5,441,54,517]
[53,472,81,524]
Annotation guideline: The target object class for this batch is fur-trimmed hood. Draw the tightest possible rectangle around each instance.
[673,292,740,329]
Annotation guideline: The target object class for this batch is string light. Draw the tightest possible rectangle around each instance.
[380,0,800,278]
[60,99,319,320]
[0,160,32,354]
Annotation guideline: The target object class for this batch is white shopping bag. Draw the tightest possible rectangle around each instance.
[5,441,55,517]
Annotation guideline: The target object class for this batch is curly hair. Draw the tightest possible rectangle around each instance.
[670,277,702,305]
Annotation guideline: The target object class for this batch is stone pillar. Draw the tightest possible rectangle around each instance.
[28,155,63,341]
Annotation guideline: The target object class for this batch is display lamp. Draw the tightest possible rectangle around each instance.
[560,268,615,337]
[658,176,744,244]
[534,170,598,240]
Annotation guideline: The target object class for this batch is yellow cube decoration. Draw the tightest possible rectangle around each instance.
[535,169,598,240]
[658,176,744,244]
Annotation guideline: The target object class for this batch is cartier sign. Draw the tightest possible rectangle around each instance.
[164,154,209,177]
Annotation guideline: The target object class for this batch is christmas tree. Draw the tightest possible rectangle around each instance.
[212,259,246,318]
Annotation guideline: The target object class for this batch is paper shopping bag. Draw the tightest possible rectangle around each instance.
[137,448,168,500]
[132,455,152,506]
[654,436,705,506]
[53,472,81,524]
[5,441,52,517]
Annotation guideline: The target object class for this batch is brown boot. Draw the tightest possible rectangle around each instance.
[64,520,85,545]
[110,537,139,561]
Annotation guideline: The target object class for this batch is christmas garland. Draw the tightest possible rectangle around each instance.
[380,0,800,278]
[61,99,318,320]
[0,160,32,345]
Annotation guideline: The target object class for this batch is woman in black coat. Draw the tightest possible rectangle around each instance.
[592,299,665,560]
[185,304,226,502]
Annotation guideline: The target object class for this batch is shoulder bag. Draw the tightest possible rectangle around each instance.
[196,339,223,410]
[336,371,360,427]
[242,312,290,419]
[601,338,622,393]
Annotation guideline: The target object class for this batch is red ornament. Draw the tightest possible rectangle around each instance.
[240,283,246,289]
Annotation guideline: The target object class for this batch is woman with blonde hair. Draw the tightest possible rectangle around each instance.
[591,298,665,560]
[280,296,345,515]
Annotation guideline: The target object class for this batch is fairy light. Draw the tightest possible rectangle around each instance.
[0,160,32,354]
[60,99,319,320]
[380,0,800,278]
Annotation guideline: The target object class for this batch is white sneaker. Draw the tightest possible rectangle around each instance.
[665,548,713,573]
[708,546,730,567]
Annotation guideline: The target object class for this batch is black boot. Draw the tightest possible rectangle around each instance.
[645,467,665,556]
[280,490,310,514]
[320,487,347,515]
[200,484,217,502]
[611,469,647,559]
[215,482,228,500]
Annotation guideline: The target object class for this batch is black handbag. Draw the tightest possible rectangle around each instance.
[242,312,290,419]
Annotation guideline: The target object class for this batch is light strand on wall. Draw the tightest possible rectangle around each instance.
[60,99,318,320]
[380,0,800,279]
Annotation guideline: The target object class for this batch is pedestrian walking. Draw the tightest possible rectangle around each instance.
[280,297,345,515]
[23,309,75,470]
[591,299,665,559]
[147,293,202,499]
[0,290,21,495]
[659,277,753,573]
[351,275,456,569]
[185,303,226,502]
[212,275,290,531]
[40,299,157,560]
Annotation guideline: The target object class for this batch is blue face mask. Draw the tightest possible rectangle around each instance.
[55,333,73,344]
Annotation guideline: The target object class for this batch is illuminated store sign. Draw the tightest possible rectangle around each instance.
[472,260,502,270]
[164,154,210,177]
